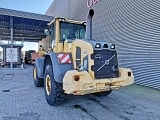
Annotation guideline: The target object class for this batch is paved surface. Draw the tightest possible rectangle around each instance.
[0,65,160,120]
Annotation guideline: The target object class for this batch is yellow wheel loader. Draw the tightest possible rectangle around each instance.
[31,45,47,65]
[33,9,134,106]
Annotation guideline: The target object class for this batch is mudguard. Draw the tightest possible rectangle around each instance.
[47,53,74,83]
[35,57,44,79]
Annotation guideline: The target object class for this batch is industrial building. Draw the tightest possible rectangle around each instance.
[43,0,160,89]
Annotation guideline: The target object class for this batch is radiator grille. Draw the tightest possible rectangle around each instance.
[91,50,119,79]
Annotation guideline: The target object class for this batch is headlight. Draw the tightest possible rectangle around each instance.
[110,44,115,49]
[95,43,101,48]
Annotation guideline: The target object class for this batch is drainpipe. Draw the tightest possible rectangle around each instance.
[85,9,94,40]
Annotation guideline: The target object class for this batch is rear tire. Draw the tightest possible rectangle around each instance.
[33,65,44,87]
[93,91,112,96]
[44,64,66,106]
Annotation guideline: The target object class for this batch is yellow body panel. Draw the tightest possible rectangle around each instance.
[53,18,60,52]
[63,68,134,95]
[63,39,95,79]
[63,41,72,53]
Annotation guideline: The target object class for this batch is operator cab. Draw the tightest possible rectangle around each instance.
[45,18,86,52]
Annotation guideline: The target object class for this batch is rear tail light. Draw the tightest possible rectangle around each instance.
[128,72,131,77]
[74,75,80,81]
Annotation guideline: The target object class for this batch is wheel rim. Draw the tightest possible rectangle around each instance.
[33,67,37,80]
[46,75,51,95]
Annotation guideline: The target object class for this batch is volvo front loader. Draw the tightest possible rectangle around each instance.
[33,9,134,106]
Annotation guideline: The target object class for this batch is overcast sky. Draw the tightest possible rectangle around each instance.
[0,0,54,51]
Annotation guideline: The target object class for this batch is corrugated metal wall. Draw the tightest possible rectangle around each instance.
[46,0,160,89]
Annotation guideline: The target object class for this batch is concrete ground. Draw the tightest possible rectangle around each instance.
[0,65,160,120]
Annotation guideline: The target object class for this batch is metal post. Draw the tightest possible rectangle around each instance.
[10,16,13,68]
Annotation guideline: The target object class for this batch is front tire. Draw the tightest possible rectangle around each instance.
[33,65,44,87]
[44,64,66,106]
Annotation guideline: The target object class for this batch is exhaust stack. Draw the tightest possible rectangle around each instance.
[85,9,94,40]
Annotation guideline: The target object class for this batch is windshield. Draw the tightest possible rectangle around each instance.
[60,21,85,41]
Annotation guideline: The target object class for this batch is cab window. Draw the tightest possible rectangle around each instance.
[60,22,85,41]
